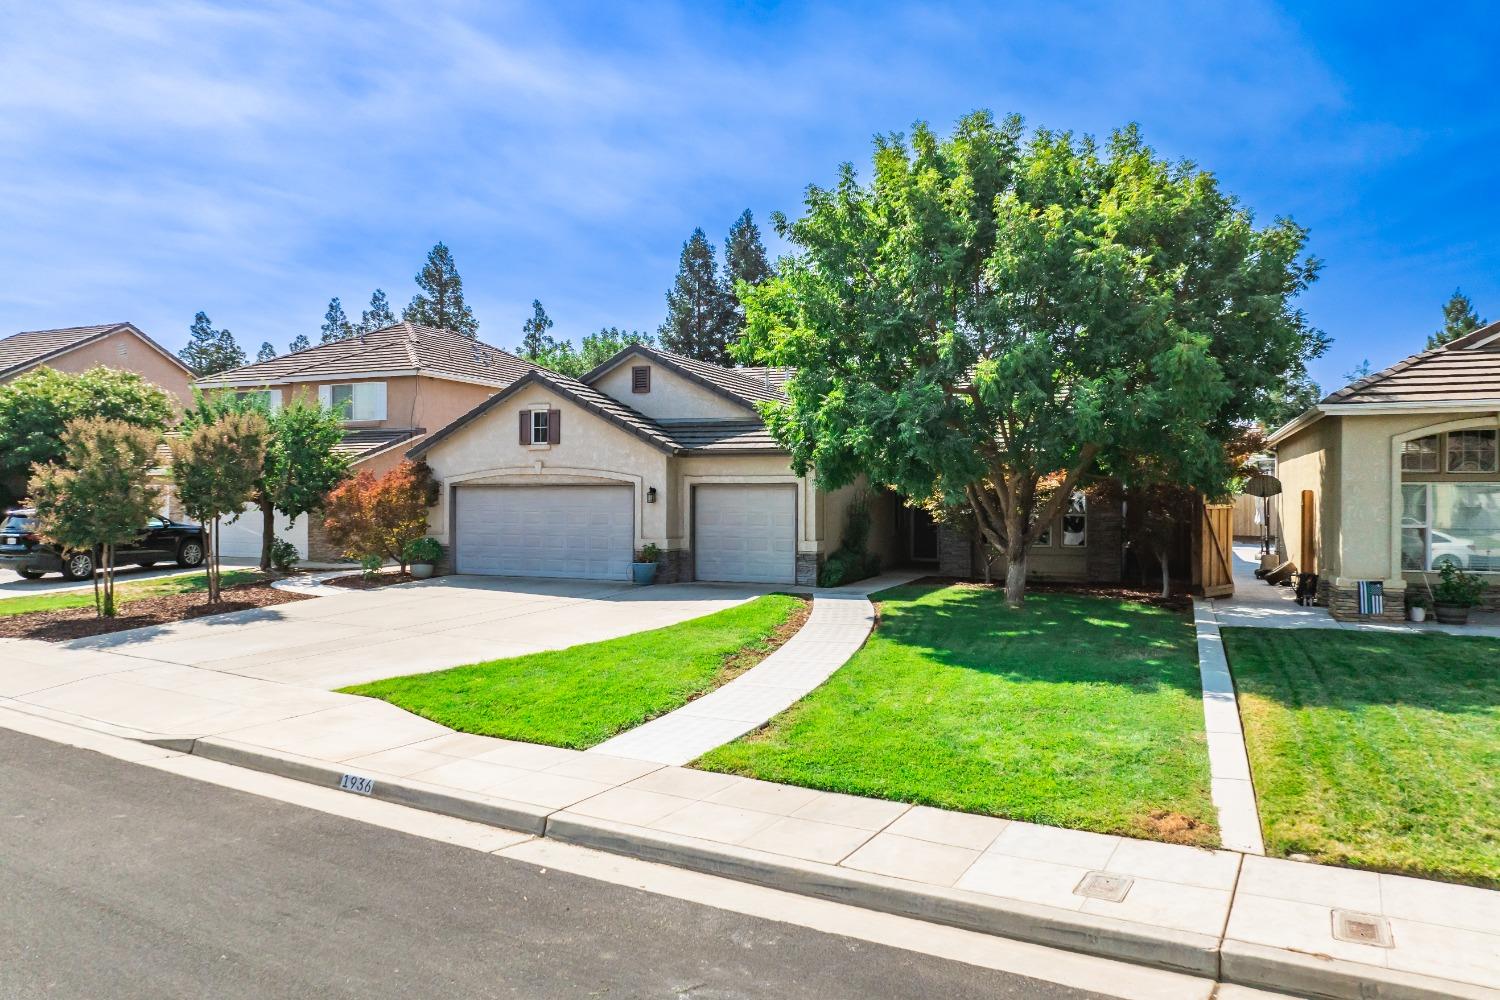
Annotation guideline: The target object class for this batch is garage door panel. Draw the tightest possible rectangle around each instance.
[695,485,796,584]
[455,485,633,580]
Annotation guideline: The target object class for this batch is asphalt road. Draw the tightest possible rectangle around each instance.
[0,729,1111,1000]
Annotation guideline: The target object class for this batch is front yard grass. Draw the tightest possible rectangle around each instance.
[342,594,808,750]
[697,583,1218,845]
[0,569,262,619]
[1222,627,1499,887]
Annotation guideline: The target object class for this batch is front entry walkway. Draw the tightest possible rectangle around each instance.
[590,572,921,765]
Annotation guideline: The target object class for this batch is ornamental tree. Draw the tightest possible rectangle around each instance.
[0,367,174,498]
[173,410,270,602]
[737,112,1325,606]
[27,418,161,617]
[323,460,434,571]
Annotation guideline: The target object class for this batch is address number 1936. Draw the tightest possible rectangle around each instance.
[338,773,375,796]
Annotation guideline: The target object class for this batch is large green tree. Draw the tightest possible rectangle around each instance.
[1427,288,1486,349]
[403,242,478,337]
[173,410,269,602]
[738,112,1324,606]
[28,418,161,617]
[320,297,354,343]
[358,288,395,334]
[288,333,312,354]
[530,327,655,378]
[724,209,774,339]
[179,311,246,376]
[0,367,174,500]
[257,342,277,362]
[519,299,556,359]
[659,228,734,363]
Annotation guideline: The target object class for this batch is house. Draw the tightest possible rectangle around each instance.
[1269,320,1500,620]
[0,322,195,403]
[407,345,886,584]
[193,322,533,561]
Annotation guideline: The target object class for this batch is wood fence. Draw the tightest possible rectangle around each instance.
[1231,492,1279,539]
[1198,501,1235,598]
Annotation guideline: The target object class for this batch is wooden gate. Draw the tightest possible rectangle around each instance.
[1199,501,1235,598]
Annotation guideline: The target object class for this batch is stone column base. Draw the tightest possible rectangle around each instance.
[656,548,692,584]
[1326,584,1407,623]
[796,552,820,587]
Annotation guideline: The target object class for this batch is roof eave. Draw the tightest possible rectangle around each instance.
[580,345,762,414]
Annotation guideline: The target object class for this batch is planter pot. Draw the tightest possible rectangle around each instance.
[410,563,435,580]
[630,562,658,585]
[1433,603,1470,625]
[1407,605,1426,623]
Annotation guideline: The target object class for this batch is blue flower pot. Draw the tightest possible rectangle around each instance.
[631,562,658,585]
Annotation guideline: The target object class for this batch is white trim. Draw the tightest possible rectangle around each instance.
[1266,407,1323,445]
[1321,400,1500,414]
[679,472,816,551]
[195,369,517,390]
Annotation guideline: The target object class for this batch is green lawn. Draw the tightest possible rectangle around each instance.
[1222,627,1499,887]
[697,584,1218,845]
[0,570,263,618]
[343,594,806,750]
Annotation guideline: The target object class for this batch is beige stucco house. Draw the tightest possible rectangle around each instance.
[195,322,531,561]
[0,322,195,403]
[408,345,888,585]
[1269,320,1500,619]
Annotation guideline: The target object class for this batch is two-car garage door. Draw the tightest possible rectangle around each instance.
[454,485,633,580]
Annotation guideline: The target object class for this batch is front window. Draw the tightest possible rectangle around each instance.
[1402,482,1500,571]
[1446,430,1498,473]
[1061,492,1087,546]
[231,389,279,412]
[324,382,387,421]
[1401,435,1439,472]
[531,409,550,444]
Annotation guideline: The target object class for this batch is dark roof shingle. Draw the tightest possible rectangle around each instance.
[0,323,190,380]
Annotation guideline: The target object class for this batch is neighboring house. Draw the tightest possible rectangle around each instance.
[0,322,195,404]
[408,345,882,585]
[193,322,533,561]
[1269,320,1500,620]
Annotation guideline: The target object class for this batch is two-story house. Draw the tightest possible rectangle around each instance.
[0,323,195,403]
[194,322,532,561]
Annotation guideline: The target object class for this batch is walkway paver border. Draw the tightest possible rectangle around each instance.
[1191,599,1265,855]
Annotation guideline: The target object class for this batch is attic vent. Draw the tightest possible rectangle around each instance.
[632,365,651,393]
[116,342,129,357]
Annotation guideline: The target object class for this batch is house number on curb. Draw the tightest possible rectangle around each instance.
[338,773,375,796]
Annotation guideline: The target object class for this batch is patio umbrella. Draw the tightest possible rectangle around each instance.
[1244,474,1282,555]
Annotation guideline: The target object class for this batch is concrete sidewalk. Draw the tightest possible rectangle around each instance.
[2,623,1494,998]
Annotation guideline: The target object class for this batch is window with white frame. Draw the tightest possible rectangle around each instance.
[1061,491,1087,546]
[319,382,387,421]
[530,409,550,444]
[1401,435,1440,473]
[1446,430,1498,473]
[1401,482,1500,571]
[230,389,280,412]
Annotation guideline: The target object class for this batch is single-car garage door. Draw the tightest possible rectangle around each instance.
[454,485,633,580]
[216,506,309,560]
[694,485,796,584]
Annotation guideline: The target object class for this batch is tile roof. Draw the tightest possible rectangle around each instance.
[660,420,784,453]
[580,344,789,409]
[198,322,533,388]
[0,322,191,379]
[334,427,426,461]
[1321,320,1500,406]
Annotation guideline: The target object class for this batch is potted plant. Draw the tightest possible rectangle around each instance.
[1431,562,1487,625]
[631,543,661,585]
[1407,594,1429,624]
[403,537,444,579]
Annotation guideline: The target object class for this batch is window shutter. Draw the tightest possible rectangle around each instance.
[318,384,332,409]
[548,408,561,444]
[519,410,531,444]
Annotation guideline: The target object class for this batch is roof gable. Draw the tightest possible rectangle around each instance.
[0,322,193,380]
[1321,319,1500,408]
[581,345,788,412]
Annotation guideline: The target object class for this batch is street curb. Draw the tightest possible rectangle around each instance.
[1220,939,1495,1000]
[543,811,1221,979]
[189,737,553,836]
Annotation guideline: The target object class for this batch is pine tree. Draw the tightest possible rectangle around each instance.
[658,228,734,363]
[358,288,395,334]
[402,242,478,337]
[723,209,774,342]
[257,342,276,362]
[179,311,247,376]
[288,334,311,354]
[519,299,556,359]
[1427,289,1486,349]
[320,297,354,344]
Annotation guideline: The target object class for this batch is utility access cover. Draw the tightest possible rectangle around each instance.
[1073,872,1133,903]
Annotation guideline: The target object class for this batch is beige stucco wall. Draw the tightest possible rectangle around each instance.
[594,355,756,422]
[15,329,195,405]
[267,375,496,433]
[1277,409,1500,590]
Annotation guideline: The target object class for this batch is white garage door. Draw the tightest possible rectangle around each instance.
[694,485,796,584]
[455,485,634,579]
[216,506,309,560]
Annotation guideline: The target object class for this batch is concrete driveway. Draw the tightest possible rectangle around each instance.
[53,576,772,689]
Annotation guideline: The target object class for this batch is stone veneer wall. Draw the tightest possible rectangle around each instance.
[655,548,692,584]
[305,513,345,565]
[796,552,819,587]
[1084,493,1124,584]
[1324,583,1407,623]
[937,525,974,577]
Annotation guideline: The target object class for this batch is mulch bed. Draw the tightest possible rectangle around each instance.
[0,581,310,642]
[324,572,417,591]
[911,575,1192,612]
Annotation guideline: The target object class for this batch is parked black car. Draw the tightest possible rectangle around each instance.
[0,508,206,581]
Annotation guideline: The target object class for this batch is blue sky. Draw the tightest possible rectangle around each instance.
[2,1,1495,392]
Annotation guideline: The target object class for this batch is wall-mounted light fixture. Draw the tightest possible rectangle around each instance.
[646,487,658,503]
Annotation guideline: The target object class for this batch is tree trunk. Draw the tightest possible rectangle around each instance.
[1003,546,1027,608]
[259,501,275,572]
[91,551,101,618]
[1159,547,1171,599]
[102,544,114,617]
[208,518,220,603]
